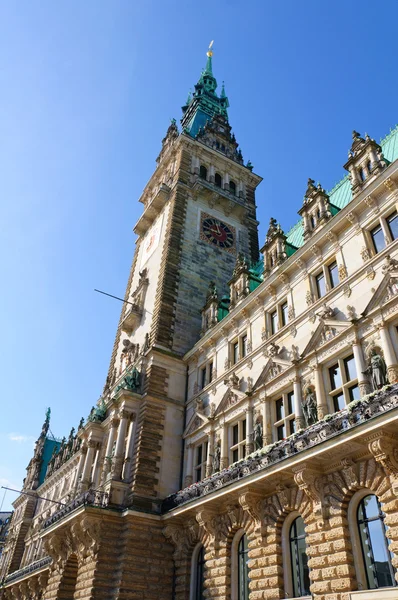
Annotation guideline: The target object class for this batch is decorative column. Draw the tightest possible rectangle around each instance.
[209,165,215,183]
[122,414,136,481]
[261,395,272,445]
[352,337,372,396]
[184,443,194,487]
[313,364,328,420]
[379,323,398,383]
[245,402,254,455]
[91,445,102,488]
[80,440,96,490]
[293,375,305,429]
[206,428,215,477]
[220,420,229,470]
[102,417,119,480]
[112,409,130,480]
[74,445,87,492]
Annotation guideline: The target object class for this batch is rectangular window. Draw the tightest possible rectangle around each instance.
[333,392,345,412]
[348,385,360,402]
[328,261,339,289]
[289,419,296,435]
[287,391,294,415]
[277,424,285,441]
[270,310,278,335]
[241,335,248,358]
[281,301,289,327]
[194,442,208,482]
[232,341,239,365]
[200,367,206,389]
[276,398,284,421]
[329,363,342,390]
[233,424,239,446]
[230,419,247,464]
[370,223,385,254]
[344,355,357,382]
[387,212,398,241]
[208,362,213,383]
[315,271,326,298]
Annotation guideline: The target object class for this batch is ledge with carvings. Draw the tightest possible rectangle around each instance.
[42,489,110,530]
[3,556,52,585]
[162,383,398,512]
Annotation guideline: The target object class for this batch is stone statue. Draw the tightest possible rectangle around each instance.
[364,349,388,390]
[302,387,318,426]
[116,367,141,393]
[253,420,263,450]
[78,417,85,430]
[212,439,221,473]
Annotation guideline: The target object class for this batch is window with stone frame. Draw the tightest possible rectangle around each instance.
[230,333,249,365]
[313,257,340,299]
[199,165,208,180]
[268,299,289,335]
[386,210,398,241]
[328,354,359,412]
[194,440,208,482]
[199,360,214,390]
[273,391,295,441]
[230,418,246,463]
[370,222,386,254]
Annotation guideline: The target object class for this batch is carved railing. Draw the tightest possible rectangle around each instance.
[162,384,398,512]
[4,556,52,584]
[43,489,109,530]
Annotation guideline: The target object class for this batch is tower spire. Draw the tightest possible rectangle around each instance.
[204,40,214,75]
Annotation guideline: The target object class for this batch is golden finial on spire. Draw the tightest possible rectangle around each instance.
[207,40,214,57]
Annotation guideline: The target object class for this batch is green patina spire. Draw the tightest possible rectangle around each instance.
[221,81,226,98]
[181,42,230,137]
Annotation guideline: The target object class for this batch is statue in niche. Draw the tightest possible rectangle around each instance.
[212,439,221,473]
[302,387,318,426]
[364,349,388,390]
[117,367,141,393]
[253,419,263,450]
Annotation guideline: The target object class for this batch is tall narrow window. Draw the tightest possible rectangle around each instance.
[194,545,205,600]
[199,165,207,180]
[370,223,385,254]
[200,367,206,389]
[270,310,278,335]
[281,301,289,327]
[358,494,396,589]
[241,335,248,358]
[229,180,236,195]
[215,173,222,188]
[328,261,339,289]
[290,516,310,598]
[387,211,398,241]
[238,534,250,600]
[208,362,213,383]
[232,341,239,365]
[315,271,326,298]
[194,442,208,482]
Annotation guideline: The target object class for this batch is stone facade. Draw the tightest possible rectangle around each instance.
[2,48,398,600]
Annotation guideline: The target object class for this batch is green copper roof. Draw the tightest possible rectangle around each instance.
[285,124,398,249]
[181,47,229,138]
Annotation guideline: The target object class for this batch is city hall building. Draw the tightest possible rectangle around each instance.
[2,46,398,600]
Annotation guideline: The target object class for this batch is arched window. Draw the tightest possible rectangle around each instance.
[238,534,250,600]
[190,544,205,600]
[229,180,236,195]
[359,168,366,182]
[367,160,372,174]
[199,165,207,180]
[215,172,222,188]
[310,215,316,229]
[289,516,310,597]
[357,494,396,589]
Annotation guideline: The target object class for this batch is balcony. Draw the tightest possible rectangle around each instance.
[4,556,52,584]
[162,383,398,512]
[42,489,109,530]
[120,304,143,335]
[134,183,171,236]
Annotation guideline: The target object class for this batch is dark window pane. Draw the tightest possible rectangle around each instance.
[271,311,278,334]
[196,446,202,466]
[195,546,205,600]
[290,517,310,597]
[333,392,345,412]
[229,180,236,195]
[238,534,250,600]
[276,398,284,421]
[201,368,206,388]
[277,424,285,441]
[287,392,294,415]
[344,355,357,382]
[215,173,222,188]
[387,212,398,241]
[242,419,246,440]
[281,302,288,326]
[328,262,339,289]
[241,335,248,358]
[233,342,239,364]
[349,385,360,402]
[315,272,326,298]
[208,362,213,383]
[233,424,239,446]
[289,419,296,435]
[199,165,207,180]
[242,445,246,458]
[233,449,239,463]
[371,225,385,254]
[329,364,342,390]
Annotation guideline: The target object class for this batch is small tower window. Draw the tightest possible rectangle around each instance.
[310,215,316,229]
[199,165,207,180]
[367,160,372,174]
[215,173,222,188]
[359,168,366,182]
[229,180,236,195]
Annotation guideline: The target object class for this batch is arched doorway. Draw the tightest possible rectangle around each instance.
[57,554,78,599]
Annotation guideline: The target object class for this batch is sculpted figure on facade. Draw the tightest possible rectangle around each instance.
[364,349,388,389]
[253,419,263,450]
[212,438,221,473]
[302,386,318,426]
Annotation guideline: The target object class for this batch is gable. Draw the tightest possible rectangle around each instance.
[252,357,290,393]
[302,317,351,357]
[363,271,398,315]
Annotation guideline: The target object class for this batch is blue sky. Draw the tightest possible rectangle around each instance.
[1,0,398,511]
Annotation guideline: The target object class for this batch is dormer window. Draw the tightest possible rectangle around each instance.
[215,172,222,188]
[199,165,207,180]
[229,180,236,195]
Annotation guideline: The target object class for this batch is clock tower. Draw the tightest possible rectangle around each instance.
[104,44,262,510]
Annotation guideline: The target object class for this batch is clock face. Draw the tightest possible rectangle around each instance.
[201,216,235,249]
